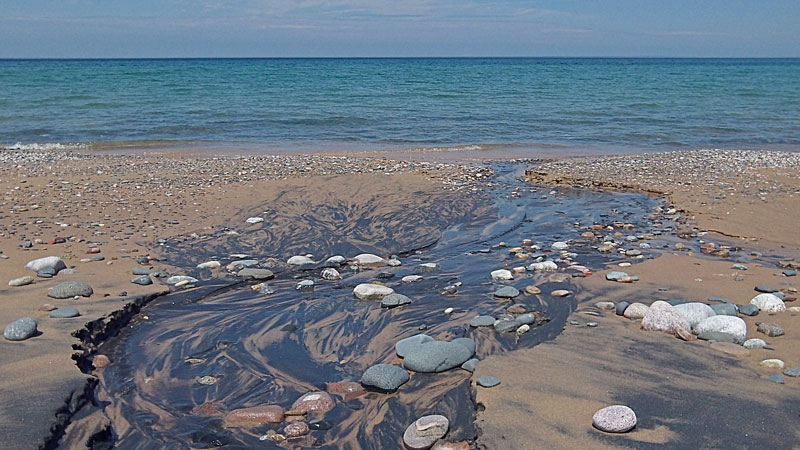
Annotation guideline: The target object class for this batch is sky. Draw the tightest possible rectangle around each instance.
[1,0,799,58]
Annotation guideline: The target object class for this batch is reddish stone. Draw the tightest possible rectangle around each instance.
[223,405,285,427]
[291,391,335,414]
[190,401,225,417]
[326,381,366,402]
[432,441,471,450]
[51,237,66,244]
[285,415,305,423]
[87,248,101,254]
[507,304,527,314]
[284,422,310,438]
[39,303,57,312]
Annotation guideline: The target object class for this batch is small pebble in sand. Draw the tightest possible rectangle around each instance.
[592,405,637,433]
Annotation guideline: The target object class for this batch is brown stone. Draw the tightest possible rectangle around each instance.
[507,304,527,314]
[92,354,111,368]
[87,248,101,254]
[580,231,595,238]
[285,415,305,423]
[223,405,285,427]
[432,441,471,450]
[284,421,310,438]
[291,391,335,414]
[326,381,366,402]
[524,285,541,295]
[38,303,57,312]
[190,401,225,417]
[285,409,307,416]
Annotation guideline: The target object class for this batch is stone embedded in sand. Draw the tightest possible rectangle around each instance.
[750,293,786,313]
[710,342,751,357]
[381,293,412,308]
[131,275,153,286]
[493,286,519,299]
[623,302,649,320]
[47,281,93,299]
[50,307,80,318]
[595,301,616,310]
[592,405,637,433]
[476,376,501,388]
[326,255,346,265]
[196,261,221,270]
[224,405,285,427]
[25,256,66,273]
[8,276,34,287]
[402,275,423,283]
[461,358,479,373]
[237,268,275,280]
[291,391,335,414]
[361,363,410,391]
[784,367,800,377]
[3,317,37,341]
[132,266,156,275]
[470,315,496,327]
[353,283,394,300]
[760,359,785,370]
[695,316,747,344]
[641,301,691,337]
[245,217,264,224]
[738,304,760,316]
[550,289,571,298]
[353,253,385,265]
[403,415,449,450]
[755,285,780,294]
[402,339,475,373]
[528,261,558,272]
[285,421,310,438]
[756,322,785,337]
[227,259,259,270]
[490,269,513,281]
[92,354,111,368]
[321,268,341,280]
[743,338,768,349]
[287,255,314,266]
[674,302,716,331]
[167,275,198,285]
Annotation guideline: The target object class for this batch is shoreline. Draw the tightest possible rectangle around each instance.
[1,147,797,448]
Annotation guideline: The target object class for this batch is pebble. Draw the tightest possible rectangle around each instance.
[8,276,34,287]
[353,253,386,265]
[595,301,616,310]
[417,262,439,272]
[353,283,394,300]
[24,256,66,273]
[326,255,346,265]
[737,304,760,316]
[360,363,410,391]
[767,374,785,384]
[550,289,571,297]
[37,268,57,278]
[493,286,520,299]
[131,275,153,286]
[623,302,649,320]
[295,280,314,290]
[605,271,629,281]
[49,307,80,318]
[615,301,630,316]
[641,301,692,338]
[3,317,38,341]
[784,270,797,277]
[396,334,435,358]
[551,241,569,251]
[166,275,198,285]
[524,285,541,295]
[710,303,738,316]
[754,285,780,293]
[287,255,315,266]
[731,263,748,270]
[783,367,800,377]
[402,339,475,373]
[92,354,111,368]
[132,266,155,275]
[760,359,785,370]
[750,293,786,313]
[476,376,501,387]
[592,405,637,433]
[196,261,221,270]
[403,415,449,450]
[321,268,342,280]
[47,281,94,299]
[528,261,558,272]
[490,269,513,281]
[470,315,496,327]
[238,268,275,280]
[461,358,479,373]
[402,275,423,283]
[381,293,412,308]
[224,405,285,427]
[291,391,335,413]
[245,217,264,224]
[432,442,470,450]
[284,422,310,438]
[756,322,785,337]
[695,316,747,344]
[743,338,768,349]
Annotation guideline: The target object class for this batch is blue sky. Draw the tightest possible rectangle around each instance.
[1,0,798,58]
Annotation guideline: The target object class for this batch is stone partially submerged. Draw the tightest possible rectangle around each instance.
[353,283,394,300]
[402,338,475,373]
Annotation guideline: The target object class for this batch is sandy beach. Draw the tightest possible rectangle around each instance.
[1,148,798,449]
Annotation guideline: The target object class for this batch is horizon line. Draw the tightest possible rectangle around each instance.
[2,56,800,61]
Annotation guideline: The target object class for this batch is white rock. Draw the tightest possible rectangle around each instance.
[352,253,385,265]
[695,315,747,344]
[321,268,341,280]
[326,255,346,265]
[444,307,454,314]
[25,256,66,272]
[528,261,558,272]
[674,302,716,331]
[759,359,785,370]
[623,303,649,320]
[8,276,34,287]
[196,261,221,270]
[287,255,315,266]
[551,241,569,251]
[402,275,423,283]
[641,301,691,337]
[167,275,199,285]
[353,283,394,300]
[593,405,637,433]
[245,217,264,224]
[490,269,513,281]
[750,293,786,313]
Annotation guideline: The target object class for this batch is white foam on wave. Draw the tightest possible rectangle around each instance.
[2,142,88,151]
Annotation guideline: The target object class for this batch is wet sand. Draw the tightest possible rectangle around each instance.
[475,149,800,449]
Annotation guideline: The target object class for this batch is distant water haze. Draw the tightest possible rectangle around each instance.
[1,58,799,154]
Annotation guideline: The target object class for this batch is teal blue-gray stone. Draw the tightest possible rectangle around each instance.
[132,266,155,275]
[767,374,785,384]
[402,340,475,373]
[493,317,521,333]
[783,367,800,377]
[616,301,630,316]
[469,315,496,327]
[37,268,57,278]
[50,307,80,318]
[737,304,759,316]
[59,268,78,275]
[452,337,476,355]
[606,271,629,281]
[131,275,152,286]
[360,363,409,391]
[516,313,537,325]
[381,293,412,308]
[493,286,520,299]
[708,296,733,304]
[395,334,434,358]
[755,285,779,293]
[229,259,259,269]
[476,376,501,388]
[710,303,738,316]
[4,317,37,341]
[48,281,93,299]
[237,268,274,280]
[698,331,736,343]
[784,270,797,277]
[461,358,479,373]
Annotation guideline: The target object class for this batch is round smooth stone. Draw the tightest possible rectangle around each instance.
[49,307,80,318]
[476,376,501,388]
[3,317,38,341]
[360,363,409,391]
[592,405,637,433]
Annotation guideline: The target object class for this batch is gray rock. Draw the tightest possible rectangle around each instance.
[493,316,522,333]
[695,315,747,344]
[784,270,797,277]
[4,317,38,341]
[387,258,402,267]
[731,263,748,270]
[131,275,153,286]
[469,315,496,327]
[259,284,276,295]
[37,268,57,278]
[452,337,476,354]
[228,259,259,269]
[743,338,768,349]
[755,285,779,293]
[767,374,785,384]
[605,271,629,281]
[708,296,733,304]
[666,299,689,306]
[58,268,78,275]
[616,301,630,316]
[516,313,537,325]
[756,322,785,337]
[287,255,315,266]
[403,415,449,450]
[698,331,736,343]
[166,275,199,285]
[353,253,385,265]
[417,263,439,273]
[296,280,314,290]
[476,376,501,388]
[49,307,80,318]
[402,340,475,373]
[25,256,66,273]
[592,405,637,433]
[237,268,275,280]
[381,293,412,308]
[461,358,479,373]
[48,281,93,299]
[710,303,738,316]
[326,255,346,265]
[353,283,394,300]
[737,304,760,316]
[8,276,34,287]
[132,266,155,275]
[396,334,434,358]
[321,268,341,281]
[360,363,409,391]
[493,286,520,299]
[783,367,800,377]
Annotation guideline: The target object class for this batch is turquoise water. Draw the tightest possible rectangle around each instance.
[1,58,798,153]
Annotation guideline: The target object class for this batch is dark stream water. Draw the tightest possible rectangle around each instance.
[90,163,682,449]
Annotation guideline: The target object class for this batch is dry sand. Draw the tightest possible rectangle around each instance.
[475,149,800,449]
